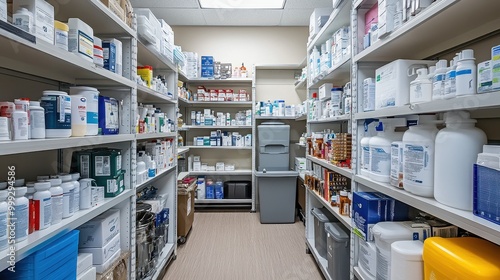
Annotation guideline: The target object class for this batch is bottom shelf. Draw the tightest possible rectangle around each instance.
[306,238,332,280]
[195,198,252,208]
[147,243,175,280]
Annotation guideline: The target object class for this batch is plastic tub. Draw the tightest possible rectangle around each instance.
[70,86,99,135]
[390,240,424,280]
[310,207,337,258]
[40,91,71,138]
[325,222,350,280]
[68,18,94,62]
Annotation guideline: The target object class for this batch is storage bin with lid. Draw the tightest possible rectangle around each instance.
[423,237,500,280]
[324,222,350,280]
[390,240,424,280]
[311,207,337,258]
[40,91,71,138]
[70,86,99,136]
[29,101,45,139]
[357,237,377,280]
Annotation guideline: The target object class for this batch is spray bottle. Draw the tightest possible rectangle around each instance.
[369,118,407,183]
[360,119,378,177]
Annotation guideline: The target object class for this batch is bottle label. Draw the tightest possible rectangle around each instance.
[40,95,71,130]
[370,146,391,175]
[403,143,433,186]
[390,143,403,187]
[444,70,456,96]
[432,74,446,98]
[14,203,28,240]
[456,69,473,76]
[362,145,370,171]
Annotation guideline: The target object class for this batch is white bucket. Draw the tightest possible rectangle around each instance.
[70,86,99,135]
[71,95,87,137]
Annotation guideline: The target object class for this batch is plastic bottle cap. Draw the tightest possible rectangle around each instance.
[444,110,476,124]
[70,173,80,181]
[50,186,63,195]
[26,187,36,195]
[45,178,62,186]
[0,190,8,201]
[0,182,7,190]
[416,68,428,76]
[58,174,73,182]
[436,60,447,69]
[312,92,318,98]
[29,101,41,107]
[34,182,51,191]
[61,182,74,191]
[54,20,69,32]
[14,187,27,197]
[460,49,475,60]
[14,179,25,187]
[428,66,436,74]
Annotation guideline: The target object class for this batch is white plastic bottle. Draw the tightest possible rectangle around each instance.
[71,95,87,137]
[14,187,29,241]
[360,120,378,177]
[390,141,404,188]
[443,55,459,99]
[79,178,94,210]
[12,104,28,140]
[33,181,52,230]
[434,111,486,210]
[70,173,80,212]
[369,118,407,183]
[29,101,45,139]
[47,178,63,225]
[59,174,74,219]
[402,115,441,197]
[13,7,33,33]
[0,190,8,250]
[456,49,477,96]
[409,68,432,103]
[432,60,447,100]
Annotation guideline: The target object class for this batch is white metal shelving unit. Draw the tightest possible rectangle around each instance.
[178,78,254,209]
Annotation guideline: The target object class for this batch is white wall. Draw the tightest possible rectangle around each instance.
[172,26,308,72]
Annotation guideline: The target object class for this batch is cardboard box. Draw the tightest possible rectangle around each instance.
[178,182,195,237]
[94,249,121,274]
[79,233,121,265]
[77,253,93,276]
[201,56,214,66]
[78,209,120,248]
[100,0,125,22]
[121,0,133,27]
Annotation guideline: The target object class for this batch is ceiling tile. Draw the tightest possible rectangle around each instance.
[152,9,207,26]
[130,0,200,8]
[280,8,312,26]
[202,9,283,26]
[285,0,333,9]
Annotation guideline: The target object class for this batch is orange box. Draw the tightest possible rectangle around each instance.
[423,237,500,280]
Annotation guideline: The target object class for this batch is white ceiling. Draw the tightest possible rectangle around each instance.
[130,0,333,26]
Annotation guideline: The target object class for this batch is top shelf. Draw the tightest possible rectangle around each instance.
[354,0,500,62]
[186,78,253,84]
[307,0,351,51]
[137,39,176,71]
[178,98,252,108]
[47,0,136,38]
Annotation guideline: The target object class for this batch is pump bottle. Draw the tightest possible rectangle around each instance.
[409,68,432,103]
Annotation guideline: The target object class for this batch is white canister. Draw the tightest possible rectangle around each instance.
[54,20,69,51]
[12,104,28,140]
[61,181,74,218]
[79,178,94,210]
[14,187,29,242]
[47,178,63,225]
[13,8,34,34]
[70,173,80,212]
[0,117,10,140]
[93,36,104,67]
[29,101,45,139]
[390,240,424,280]
[69,86,99,135]
[40,91,71,138]
[68,18,94,62]
[33,181,52,230]
[71,95,87,137]
[0,190,8,251]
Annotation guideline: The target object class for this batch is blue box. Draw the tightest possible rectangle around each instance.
[215,184,224,199]
[206,184,215,199]
[0,230,79,280]
[201,66,214,78]
[201,56,214,66]
[98,95,120,135]
[473,164,500,225]
[102,41,117,73]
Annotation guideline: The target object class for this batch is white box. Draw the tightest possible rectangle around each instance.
[135,8,161,52]
[0,0,6,22]
[216,162,225,171]
[91,187,104,207]
[79,233,121,265]
[378,0,397,38]
[193,161,201,171]
[295,157,307,171]
[319,83,333,100]
[77,253,93,276]
[224,164,235,171]
[375,59,435,109]
[14,0,54,44]
[77,266,96,280]
[201,163,208,171]
[478,60,492,93]
[94,249,121,274]
[193,155,201,162]
[78,209,120,248]
[309,7,333,37]
[206,165,215,171]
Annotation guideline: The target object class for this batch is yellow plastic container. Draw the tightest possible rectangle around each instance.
[137,65,153,88]
[423,237,500,280]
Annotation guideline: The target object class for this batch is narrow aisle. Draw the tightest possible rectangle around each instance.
[164,212,324,280]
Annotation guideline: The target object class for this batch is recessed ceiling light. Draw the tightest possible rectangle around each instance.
[199,0,286,9]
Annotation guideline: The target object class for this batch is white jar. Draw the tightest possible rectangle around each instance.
[12,104,28,140]
[40,91,72,138]
[0,190,8,250]
[434,111,487,210]
[79,178,94,210]
[14,187,29,242]
[54,20,69,51]
[69,86,99,136]
[47,179,63,225]
[14,178,25,187]
[456,49,477,96]
[33,181,52,230]
[402,115,440,197]
[13,8,33,34]
[68,18,94,62]
[61,182,74,218]
[70,95,87,137]
[29,101,45,139]
[70,173,80,212]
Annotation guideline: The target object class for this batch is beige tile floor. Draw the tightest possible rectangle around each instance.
[163,212,324,280]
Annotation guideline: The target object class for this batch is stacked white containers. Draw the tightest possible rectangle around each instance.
[434,111,486,210]
[402,115,440,197]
